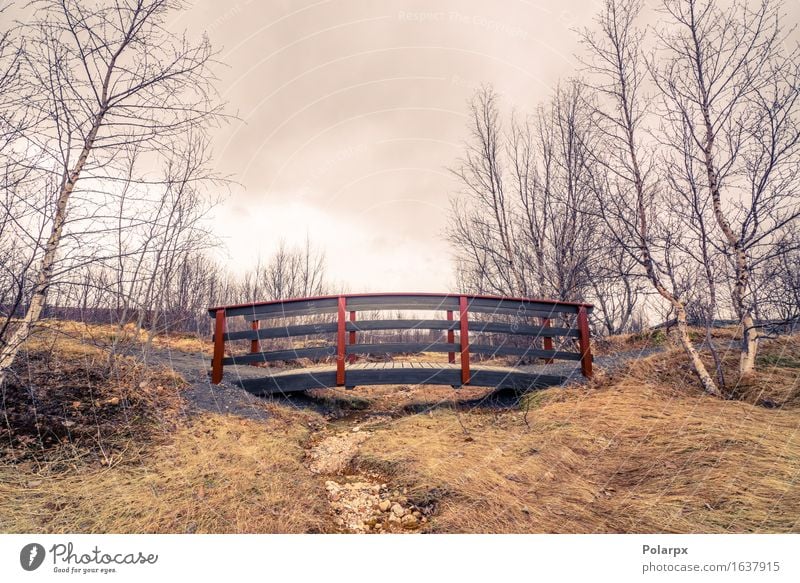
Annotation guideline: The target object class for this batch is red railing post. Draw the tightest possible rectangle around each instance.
[447,310,455,364]
[211,308,226,384]
[250,320,260,366]
[459,296,470,385]
[348,310,357,364]
[541,317,554,364]
[577,306,592,378]
[336,296,346,386]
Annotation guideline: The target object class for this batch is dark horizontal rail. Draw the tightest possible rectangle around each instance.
[347,319,578,337]
[467,322,578,337]
[223,346,335,365]
[223,319,580,341]
[345,295,459,311]
[345,342,459,355]
[209,291,592,315]
[241,302,339,321]
[222,343,580,363]
[466,297,579,316]
[469,344,582,361]
[222,322,338,342]
[349,319,455,332]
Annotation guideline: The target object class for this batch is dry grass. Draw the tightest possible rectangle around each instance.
[613,334,800,407]
[37,319,212,355]
[2,325,186,464]
[351,337,800,533]
[0,413,331,533]
[352,389,799,533]
[1,322,330,533]
[2,322,798,534]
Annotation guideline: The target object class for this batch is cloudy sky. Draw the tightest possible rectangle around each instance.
[159,0,607,293]
[162,0,795,294]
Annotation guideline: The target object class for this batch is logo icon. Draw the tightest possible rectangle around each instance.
[20,543,46,571]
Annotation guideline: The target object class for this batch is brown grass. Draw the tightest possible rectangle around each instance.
[0,413,331,533]
[352,391,799,532]
[2,325,186,464]
[352,338,800,533]
[2,323,798,534]
[1,323,330,533]
[37,319,212,355]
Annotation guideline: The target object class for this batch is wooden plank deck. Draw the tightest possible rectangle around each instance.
[232,361,572,395]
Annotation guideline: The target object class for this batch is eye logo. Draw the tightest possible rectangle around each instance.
[20,543,46,571]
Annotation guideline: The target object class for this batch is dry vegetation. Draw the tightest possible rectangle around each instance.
[1,323,798,533]
[0,414,332,533]
[354,344,800,533]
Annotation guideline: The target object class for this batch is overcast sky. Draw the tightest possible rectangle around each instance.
[166,0,796,294]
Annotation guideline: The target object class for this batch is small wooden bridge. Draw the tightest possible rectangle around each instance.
[208,293,593,395]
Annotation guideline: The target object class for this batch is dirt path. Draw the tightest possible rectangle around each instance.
[141,349,275,420]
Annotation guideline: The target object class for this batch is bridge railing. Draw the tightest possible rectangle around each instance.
[208,293,593,387]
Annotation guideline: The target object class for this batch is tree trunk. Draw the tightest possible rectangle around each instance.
[740,312,758,375]
[0,115,104,387]
[675,305,723,397]
[698,100,758,377]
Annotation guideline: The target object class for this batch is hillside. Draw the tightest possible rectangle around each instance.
[1,321,798,533]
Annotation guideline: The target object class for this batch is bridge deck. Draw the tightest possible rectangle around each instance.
[231,361,577,395]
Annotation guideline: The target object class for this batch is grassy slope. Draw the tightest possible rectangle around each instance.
[1,321,798,533]
[0,321,332,534]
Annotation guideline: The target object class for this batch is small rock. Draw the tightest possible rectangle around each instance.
[412,511,422,519]
[401,514,419,528]
[388,514,401,524]
[378,500,392,512]
[391,503,406,517]
[352,427,361,433]
[521,506,531,514]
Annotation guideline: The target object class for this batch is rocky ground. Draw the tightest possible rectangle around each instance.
[306,417,428,533]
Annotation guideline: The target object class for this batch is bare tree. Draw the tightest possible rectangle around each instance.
[652,0,800,375]
[580,0,722,394]
[754,235,800,321]
[449,86,526,296]
[449,84,610,313]
[0,0,224,386]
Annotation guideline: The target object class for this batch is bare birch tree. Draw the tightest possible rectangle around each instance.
[0,0,223,387]
[580,0,722,394]
[652,0,800,375]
